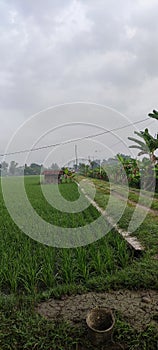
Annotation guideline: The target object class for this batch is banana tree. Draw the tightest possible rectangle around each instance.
[117,154,140,186]
[62,167,75,182]
[148,109,158,120]
[128,128,158,164]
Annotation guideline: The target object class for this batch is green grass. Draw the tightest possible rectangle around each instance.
[80,176,158,253]
[0,175,158,349]
[82,175,158,210]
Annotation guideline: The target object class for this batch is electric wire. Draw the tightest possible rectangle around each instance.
[0,117,150,158]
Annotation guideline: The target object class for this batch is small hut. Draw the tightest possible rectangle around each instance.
[43,170,64,184]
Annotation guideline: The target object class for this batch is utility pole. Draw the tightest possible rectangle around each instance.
[75,144,78,171]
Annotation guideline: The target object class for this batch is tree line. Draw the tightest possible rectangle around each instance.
[0,162,60,176]
[1,109,158,190]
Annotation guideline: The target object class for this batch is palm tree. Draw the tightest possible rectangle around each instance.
[128,128,158,164]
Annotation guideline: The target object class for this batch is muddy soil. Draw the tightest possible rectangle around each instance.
[37,289,158,332]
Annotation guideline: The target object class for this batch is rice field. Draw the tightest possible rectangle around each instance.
[0,175,136,295]
[0,175,158,349]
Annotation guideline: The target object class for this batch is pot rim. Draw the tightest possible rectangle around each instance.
[86,307,115,333]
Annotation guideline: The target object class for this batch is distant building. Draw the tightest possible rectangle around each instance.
[42,170,64,184]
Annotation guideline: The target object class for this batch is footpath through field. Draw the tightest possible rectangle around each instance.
[77,178,146,254]
[111,189,158,217]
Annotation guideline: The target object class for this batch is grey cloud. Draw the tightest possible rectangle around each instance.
[1,0,158,159]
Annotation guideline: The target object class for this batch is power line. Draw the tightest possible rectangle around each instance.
[110,118,155,149]
[0,117,150,158]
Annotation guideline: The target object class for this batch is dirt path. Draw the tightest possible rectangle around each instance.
[37,289,158,332]
[111,190,158,216]
[79,183,144,253]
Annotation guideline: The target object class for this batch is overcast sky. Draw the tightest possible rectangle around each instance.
[1,0,158,166]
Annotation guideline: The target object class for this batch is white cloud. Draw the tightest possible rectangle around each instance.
[54,0,93,42]
[124,25,137,39]
[8,10,18,24]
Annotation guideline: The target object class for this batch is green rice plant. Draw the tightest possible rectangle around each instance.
[103,243,116,273]
[114,235,132,268]
[92,248,103,274]
[60,249,76,284]
[0,175,158,296]
[88,239,114,275]
[59,181,80,201]
[19,259,42,294]
[37,247,56,289]
[1,259,20,293]
[75,247,90,281]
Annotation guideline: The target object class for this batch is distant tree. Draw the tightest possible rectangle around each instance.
[101,159,107,165]
[90,160,99,170]
[24,163,42,175]
[16,166,25,176]
[1,161,8,176]
[78,162,89,176]
[9,161,18,175]
[50,163,59,170]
